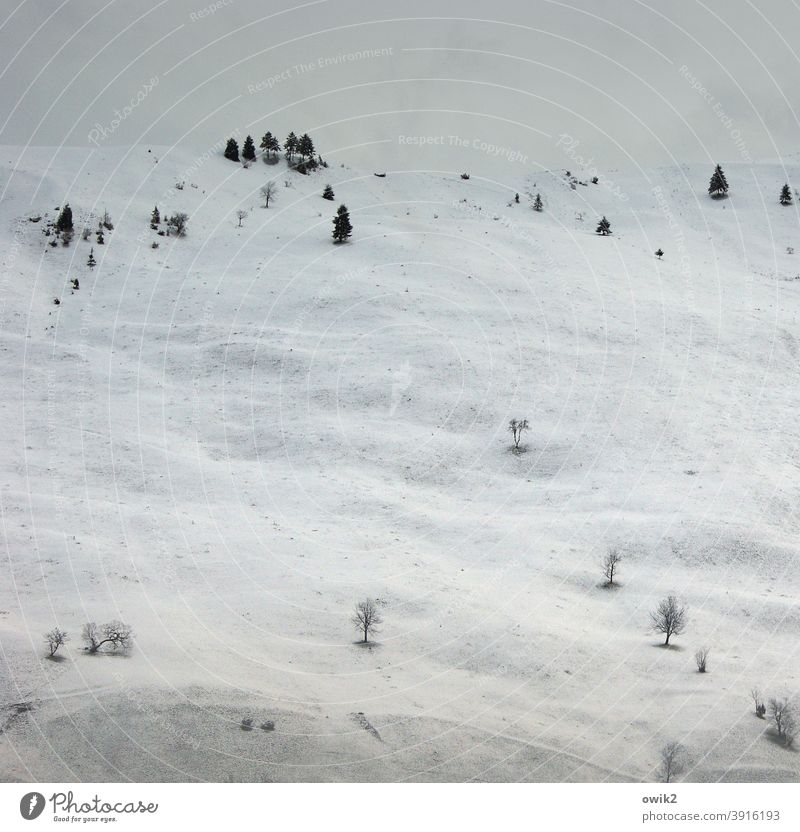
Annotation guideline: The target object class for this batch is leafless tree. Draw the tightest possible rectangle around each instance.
[694,646,710,673]
[769,698,796,746]
[650,595,687,646]
[82,620,133,653]
[260,181,277,208]
[508,418,529,451]
[352,599,383,643]
[657,741,686,783]
[168,212,188,237]
[603,548,622,585]
[751,687,766,718]
[236,209,248,227]
[44,628,68,657]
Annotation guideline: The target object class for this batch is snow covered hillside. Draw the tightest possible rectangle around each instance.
[1,144,799,782]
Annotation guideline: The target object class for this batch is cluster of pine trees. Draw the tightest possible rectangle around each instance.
[225,131,324,172]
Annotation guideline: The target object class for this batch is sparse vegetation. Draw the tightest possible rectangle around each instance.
[655,248,664,259]
[235,209,248,227]
[322,184,335,201]
[168,212,188,237]
[602,548,622,586]
[650,595,686,646]
[332,204,352,243]
[657,741,686,783]
[532,193,543,212]
[82,620,133,653]
[508,418,529,451]
[780,184,792,205]
[708,164,729,198]
[596,215,612,235]
[352,599,383,643]
[769,698,796,746]
[694,646,709,673]
[260,181,277,208]
[751,687,767,718]
[44,627,68,657]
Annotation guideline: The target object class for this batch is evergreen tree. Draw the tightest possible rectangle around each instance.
[150,205,160,228]
[332,204,352,243]
[284,132,298,161]
[260,131,281,158]
[515,192,520,204]
[596,216,612,235]
[708,164,729,197]
[87,248,96,268]
[96,228,104,244]
[655,248,664,259]
[56,203,73,233]
[532,193,543,212]
[298,133,315,160]
[224,138,240,162]
[322,184,335,200]
[242,135,256,161]
[780,184,792,205]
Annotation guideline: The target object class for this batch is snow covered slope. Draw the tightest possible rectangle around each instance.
[1,145,798,782]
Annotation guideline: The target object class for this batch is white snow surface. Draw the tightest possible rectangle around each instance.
[0,145,798,782]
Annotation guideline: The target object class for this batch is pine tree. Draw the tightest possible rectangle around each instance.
[708,164,729,197]
[260,131,281,159]
[56,203,73,233]
[224,138,240,162]
[284,132,298,161]
[87,248,96,268]
[332,204,352,243]
[655,248,664,259]
[242,135,256,161]
[780,184,792,205]
[532,193,543,212]
[96,229,104,244]
[322,184,335,200]
[150,205,160,228]
[596,216,612,235]
[298,133,315,160]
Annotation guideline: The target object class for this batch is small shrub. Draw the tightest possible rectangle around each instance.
[694,647,709,673]
[45,627,68,657]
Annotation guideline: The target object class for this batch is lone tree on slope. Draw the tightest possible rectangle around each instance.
[657,741,686,783]
[352,599,383,643]
[780,184,792,206]
[44,628,68,658]
[655,248,664,259]
[708,164,729,198]
[235,209,248,227]
[56,203,73,234]
[242,135,256,162]
[532,193,543,212]
[260,181,277,208]
[508,418,529,451]
[596,215,612,235]
[602,548,622,585]
[322,184,335,200]
[650,595,687,646]
[224,137,240,162]
[150,205,160,229]
[168,212,188,237]
[87,248,96,268]
[82,620,133,653]
[332,204,353,243]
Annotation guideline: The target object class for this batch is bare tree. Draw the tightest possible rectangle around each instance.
[657,741,686,783]
[260,181,277,208]
[694,646,710,673]
[602,548,622,585]
[168,212,188,237]
[751,687,766,718]
[769,698,796,746]
[352,599,383,643]
[82,620,133,653]
[235,209,248,227]
[508,418,529,451]
[650,595,687,646]
[44,628,68,657]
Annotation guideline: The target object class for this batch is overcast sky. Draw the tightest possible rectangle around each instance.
[1,0,798,176]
